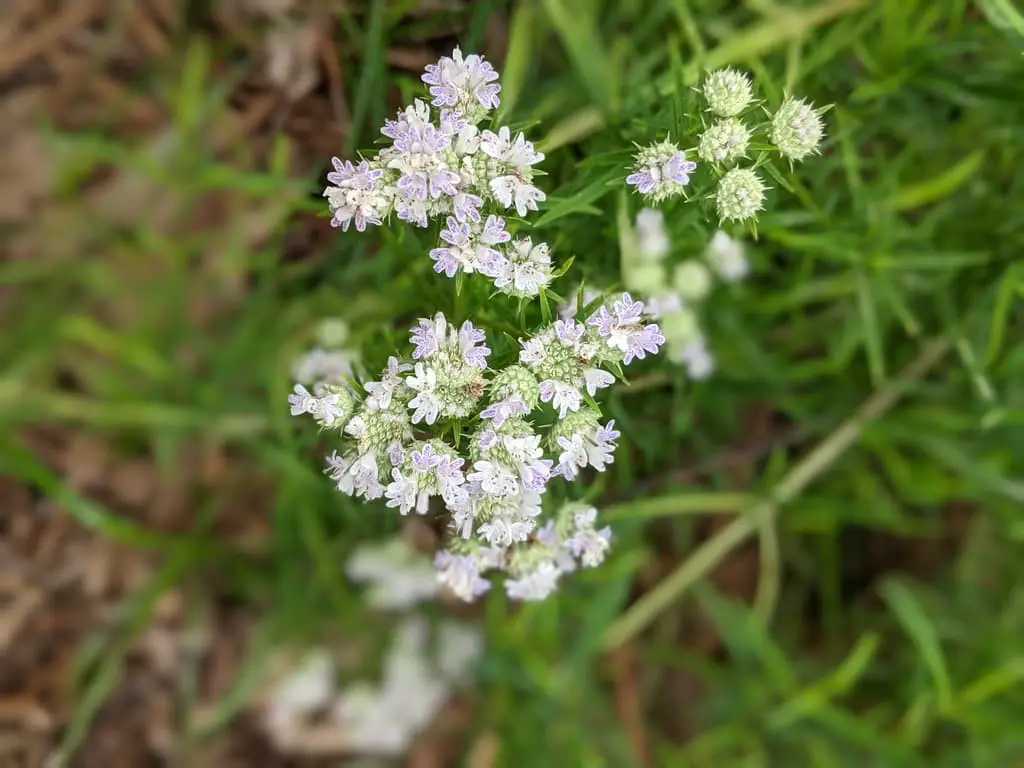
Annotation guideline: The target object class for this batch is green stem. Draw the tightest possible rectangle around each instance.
[600,336,949,651]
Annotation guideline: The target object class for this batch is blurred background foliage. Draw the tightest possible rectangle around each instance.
[1,0,1023,765]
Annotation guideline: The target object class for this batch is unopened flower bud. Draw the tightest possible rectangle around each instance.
[697,118,751,164]
[770,97,825,161]
[701,68,754,117]
[715,168,767,223]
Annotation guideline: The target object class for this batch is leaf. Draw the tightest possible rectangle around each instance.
[879,578,953,711]
[977,0,1024,44]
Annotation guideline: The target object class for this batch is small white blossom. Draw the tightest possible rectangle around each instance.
[634,207,671,260]
[705,230,749,282]
[494,237,553,297]
[346,537,440,609]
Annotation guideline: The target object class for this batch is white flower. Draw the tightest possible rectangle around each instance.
[672,337,716,379]
[494,238,552,297]
[705,230,749,282]
[518,337,547,366]
[645,292,685,319]
[489,175,546,217]
[436,622,484,683]
[506,560,562,601]
[467,460,520,498]
[480,127,545,170]
[539,379,583,418]
[346,538,439,609]
[582,368,614,396]
[291,348,356,386]
[565,507,612,567]
[406,363,441,424]
[265,649,335,730]
[634,207,671,260]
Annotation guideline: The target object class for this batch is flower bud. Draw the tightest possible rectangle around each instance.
[701,68,754,117]
[715,168,767,223]
[770,97,825,161]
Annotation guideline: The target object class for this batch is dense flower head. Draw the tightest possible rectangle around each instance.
[697,118,751,164]
[715,167,767,222]
[406,314,489,424]
[324,47,547,287]
[701,68,754,117]
[308,49,670,603]
[626,141,697,203]
[770,97,825,161]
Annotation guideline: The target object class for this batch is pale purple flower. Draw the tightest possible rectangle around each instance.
[538,379,583,418]
[588,293,666,365]
[410,316,445,359]
[625,167,658,195]
[436,455,466,489]
[625,324,666,364]
[458,321,490,368]
[479,396,529,427]
[626,142,698,202]
[421,47,501,112]
[554,318,585,346]
[664,151,697,185]
[453,191,483,222]
[327,158,383,190]
[411,443,443,472]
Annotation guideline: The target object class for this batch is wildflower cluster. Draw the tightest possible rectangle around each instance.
[627,67,827,225]
[291,295,661,602]
[577,208,751,379]
[302,48,668,602]
[323,48,552,298]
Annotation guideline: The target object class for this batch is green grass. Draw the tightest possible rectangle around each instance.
[3,0,1024,764]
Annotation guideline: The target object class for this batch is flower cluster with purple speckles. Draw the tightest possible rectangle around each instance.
[323,48,552,299]
[626,68,827,224]
[300,48,667,602]
[290,289,663,602]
